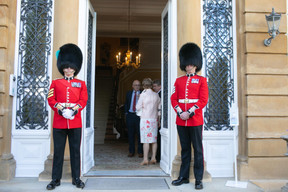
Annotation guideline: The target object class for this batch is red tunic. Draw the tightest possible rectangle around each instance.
[47,78,88,129]
[171,74,209,126]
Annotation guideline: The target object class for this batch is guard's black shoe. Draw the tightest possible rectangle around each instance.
[46,179,60,190]
[171,177,189,186]
[72,178,85,189]
[195,180,203,190]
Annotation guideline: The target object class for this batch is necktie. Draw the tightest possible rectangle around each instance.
[132,92,136,112]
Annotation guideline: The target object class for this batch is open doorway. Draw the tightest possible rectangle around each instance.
[88,0,168,176]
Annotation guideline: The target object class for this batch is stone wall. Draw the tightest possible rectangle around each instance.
[238,0,288,179]
[0,0,16,180]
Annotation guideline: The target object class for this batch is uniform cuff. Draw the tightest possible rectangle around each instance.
[175,105,183,117]
[54,103,64,111]
[187,105,199,115]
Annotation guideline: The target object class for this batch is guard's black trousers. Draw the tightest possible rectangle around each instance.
[177,125,204,180]
[52,128,82,180]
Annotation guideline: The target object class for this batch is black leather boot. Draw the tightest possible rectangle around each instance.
[72,178,85,189]
[171,177,189,186]
[195,180,203,190]
[46,179,60,190]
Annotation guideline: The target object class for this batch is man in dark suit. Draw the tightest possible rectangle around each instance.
[124,80,143,157]
[153,79,161,162]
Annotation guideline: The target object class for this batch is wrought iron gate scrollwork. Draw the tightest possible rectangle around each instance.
[15,0,53,130]
[203,0,234,131]
[86,12,93,128]
[163,13,168,129]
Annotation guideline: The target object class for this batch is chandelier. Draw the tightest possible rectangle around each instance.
[116,41,141,69]
[115,0,141,69]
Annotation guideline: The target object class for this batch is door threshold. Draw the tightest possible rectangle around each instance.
[84,169,169,177]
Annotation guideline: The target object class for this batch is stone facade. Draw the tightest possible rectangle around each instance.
[237,0,288,180]
[0,0,16,181]
[0,0,287,181]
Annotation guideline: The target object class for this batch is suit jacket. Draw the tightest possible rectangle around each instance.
[124,90,141,114]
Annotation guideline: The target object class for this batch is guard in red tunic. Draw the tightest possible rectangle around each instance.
[170,43,209,189]
[46,43,88,190]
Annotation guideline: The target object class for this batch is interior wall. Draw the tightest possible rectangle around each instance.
[96,37,121,69]
[95,37,161,105]
[138,38,161,69]
[117,38,161,105]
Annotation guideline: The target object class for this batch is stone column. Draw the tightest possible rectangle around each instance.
[170,0,211,182]
[0,0,17,181]
[39,140,72,182]
[0,154,16,181]
[171,155,211,182]
[281,135,288,192]
[39,0,80,181]
[39,154,73,182]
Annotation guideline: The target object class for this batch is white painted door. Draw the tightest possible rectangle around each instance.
[77,0,97,174]
[11,0,55,177]
[201,0,238,177]
[160,0,178,174]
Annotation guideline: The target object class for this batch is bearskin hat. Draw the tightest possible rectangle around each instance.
[56,43,83,76]
[179,43,202,73]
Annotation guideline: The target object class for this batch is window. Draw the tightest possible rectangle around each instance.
[203,0,234,131]
[15,0,53,130]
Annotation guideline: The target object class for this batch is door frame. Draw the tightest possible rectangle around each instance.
[77,0,97,174]
[160,0,178,174]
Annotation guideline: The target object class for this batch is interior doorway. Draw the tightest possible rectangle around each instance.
[87,0,168,176]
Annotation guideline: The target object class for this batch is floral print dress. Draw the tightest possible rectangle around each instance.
[140,118,158,143]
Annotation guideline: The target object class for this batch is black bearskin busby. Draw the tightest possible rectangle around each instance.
[56,43,83,76]
[179,43,202,73]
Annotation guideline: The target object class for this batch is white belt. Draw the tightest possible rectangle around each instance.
[178,99,198,104]
[59,103,76,107]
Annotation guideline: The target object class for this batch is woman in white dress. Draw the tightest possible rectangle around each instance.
[136,78,161,165]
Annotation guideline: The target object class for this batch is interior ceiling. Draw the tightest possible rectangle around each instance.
[90,0,168,38]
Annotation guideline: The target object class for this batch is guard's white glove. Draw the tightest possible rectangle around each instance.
[62,109,74,120]
[180,111,190,121]
[70,115,75,120]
